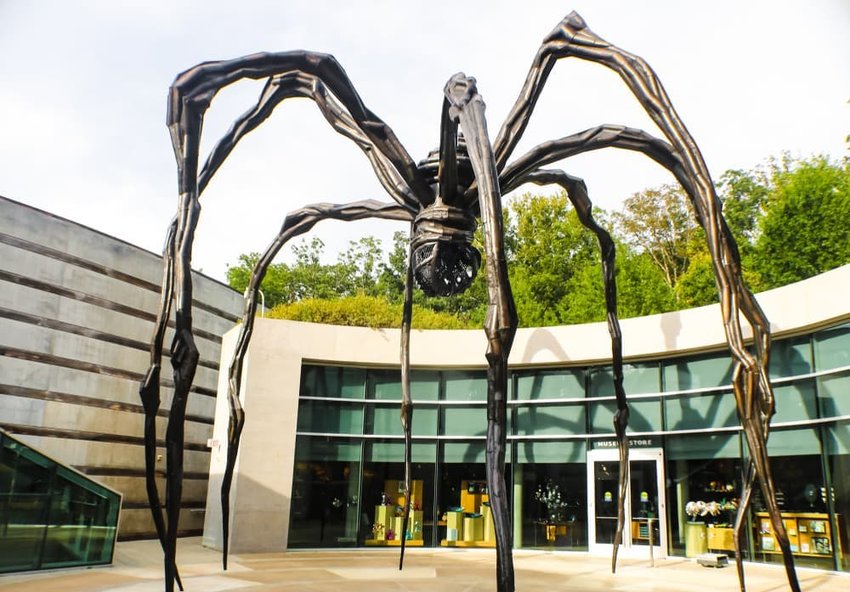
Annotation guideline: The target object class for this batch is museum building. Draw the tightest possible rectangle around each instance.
[1,195,848,576]
[203,265,850,573]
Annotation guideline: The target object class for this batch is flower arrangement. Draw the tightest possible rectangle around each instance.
[535,480,569,524]
[685,499,737,523]
[685,500,717,522]
[371,523,384,537]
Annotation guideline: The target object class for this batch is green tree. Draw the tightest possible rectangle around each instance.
[225,252,295,308]
[338,236,385,296]
[718,167,770,252]
[752,156,850,288]
[507,192,601,326]
[616,249,677,317]
[613,184,698,291]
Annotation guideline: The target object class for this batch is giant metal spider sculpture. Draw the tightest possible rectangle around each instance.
[141,11,800,592]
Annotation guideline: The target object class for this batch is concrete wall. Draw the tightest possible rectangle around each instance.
[204,264,850,553]
[0,195,243,539]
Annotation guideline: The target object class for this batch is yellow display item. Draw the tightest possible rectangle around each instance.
[374,505,391,541]
[364,479,426,546]
[439,479,497,548]
[463,515,484,542]
[685,522,708,557]
[483,504,496,542]
[447,511,464,539]
[707,525,735,552]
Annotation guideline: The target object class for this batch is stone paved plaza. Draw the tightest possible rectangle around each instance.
[1,538,847,592]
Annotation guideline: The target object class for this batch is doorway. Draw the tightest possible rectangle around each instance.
[587,448,666,558]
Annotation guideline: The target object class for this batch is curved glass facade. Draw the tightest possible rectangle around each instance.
[288,322,850,572]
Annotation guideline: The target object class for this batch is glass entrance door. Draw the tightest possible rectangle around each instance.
[587,448,666,558]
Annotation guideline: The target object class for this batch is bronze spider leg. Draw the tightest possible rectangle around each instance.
[733,457,757,588]
[538,17,796,591]
[492,12,797,587]
[502,125,771,578]
[499,124,682,569]
[222,200,412,569]
[398,221,415,570]
[207,71,424,571]
[445,73,518,592]
[139,217,183,591]
[148,53,429,591]
[510,169,628,571]
[198,72,419,211]
[189,69,424,569]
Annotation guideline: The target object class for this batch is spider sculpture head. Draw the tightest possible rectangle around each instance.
[410,136,481,296]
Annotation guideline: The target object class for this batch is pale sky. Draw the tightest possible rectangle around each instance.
[1,0,848,281]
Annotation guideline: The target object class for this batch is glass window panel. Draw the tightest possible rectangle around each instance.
[296,400,363,434]
[825,424,850,571]
[589,363,659,396]
[772,379,818,423]
[371,369,439,401]
[361,448,436,546]
[438,447,500,545]
[0,437,49,572]
[766,428,821,456]
[514,404,586,437]
[299,366,365,398]
[665,455,743,558]
[663,353,734,391]
[589,401,616,434]
[664,392,738,431]
[294,437,361,462]
[515,440,586,463]
[516,461,587,550]
[515,369,584,400]
[814,323,850,370]
[825,421,850,455]
[41,469,119,569]
[0,434,119,573]
[588,400,660,434]
[442,407,488,437]
[366,442,436,463]
[443,442,488,463]
[339,368,367,398]
[629,400,662,433]
[666,433,740,460]
[366,405,437,436]
[769,336,813,379]
[817,370,850,419]
[288,447,361,548]
[444,370,487,401]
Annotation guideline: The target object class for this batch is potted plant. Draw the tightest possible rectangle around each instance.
[684,500,718,557]
[535,480,569,542]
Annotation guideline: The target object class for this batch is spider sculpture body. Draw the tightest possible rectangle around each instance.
[141,12,800,592]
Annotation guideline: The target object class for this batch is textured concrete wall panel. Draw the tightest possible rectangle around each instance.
[0,196,241,540]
